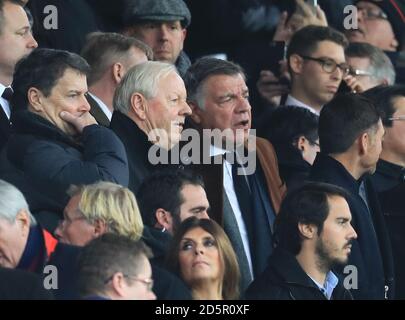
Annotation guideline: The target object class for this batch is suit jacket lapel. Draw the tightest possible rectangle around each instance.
[86,94,110,127]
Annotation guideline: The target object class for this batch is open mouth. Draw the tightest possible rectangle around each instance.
[236,120,249,128]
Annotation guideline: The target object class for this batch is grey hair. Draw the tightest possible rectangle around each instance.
[184,57,246,111]
[0,180,36,225]
[346,42,396,86]
[113,61,177,114]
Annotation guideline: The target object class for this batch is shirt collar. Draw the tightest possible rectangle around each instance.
[308,271,339,300]
[88,92,112,120]
[209,143,227,157]
[286,94,320,115]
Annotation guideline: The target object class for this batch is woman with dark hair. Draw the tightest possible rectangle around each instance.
[166,217,240,300]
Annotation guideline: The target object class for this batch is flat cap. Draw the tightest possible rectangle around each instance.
[123,0,191,28]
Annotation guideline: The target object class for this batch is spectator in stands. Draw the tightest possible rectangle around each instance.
[77,233,156,300]
[363,84,405,299]
[309,93,394,299]
[185,57,286,291]
[81,32,152,126]
[246,182,356,300]
[259,106,319,188]
[166,217,240,300]
[346,0,405,52]
[52,181,191,300]
[137,169,210,235]
[0,179,57,273]
[55,182,143,246]
[345,42,395,92]
[0,0,37,151]
[284,25,349,114]
[122,0,192,77]
[137,169,210,265]
[111,61,191,193]
[0,48,128,231]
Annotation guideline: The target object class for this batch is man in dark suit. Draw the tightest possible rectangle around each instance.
[0,0,37,150]
[81,32,151,126]
[309,93,394,299]
[184,57,286,291]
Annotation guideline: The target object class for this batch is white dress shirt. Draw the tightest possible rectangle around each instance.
[285,94,320,115]
[88,92,112,121]
[0,84,11,119]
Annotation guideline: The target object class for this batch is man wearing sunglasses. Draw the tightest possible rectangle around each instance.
[285,25,349,114]
[346,0,405,52]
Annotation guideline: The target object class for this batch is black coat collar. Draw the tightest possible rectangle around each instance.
[376,159,405,183]
[311,153,363,195]
[268,248,319,289]
[11,110,80,149]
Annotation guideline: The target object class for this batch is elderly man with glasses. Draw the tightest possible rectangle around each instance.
[345,42,396,92]
[346,0,405,52]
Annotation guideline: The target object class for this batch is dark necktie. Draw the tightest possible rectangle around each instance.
[2,87,13,102]
[231,156,255,253]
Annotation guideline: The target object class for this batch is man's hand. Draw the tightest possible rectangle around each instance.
[288,0,328,35]
[59,111,97,134]
[273,11,293,43]
[343,75,365,94]
[257,70,290,106]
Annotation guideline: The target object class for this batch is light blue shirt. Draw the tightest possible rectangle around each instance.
[308,271,339,300]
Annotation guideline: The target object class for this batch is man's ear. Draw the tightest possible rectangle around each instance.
[289,54,304,75]
[110,272,126,298]
[359,132,369,156]
[27,87,44,112]
[93,219,108,237]
[298,222,316,239]
[16,209,31,237]
[155,208,172,231]
[130,92,147,120]
[188,101,202,124]
[112,62,124,84]
[296,135,307,152]
[181,28,187,43]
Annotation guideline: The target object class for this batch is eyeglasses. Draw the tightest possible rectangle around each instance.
[358,7,388,21]
[349,68,373,77]
[104,274,154,291]
[388,116,405,121]
[300,56,351,77]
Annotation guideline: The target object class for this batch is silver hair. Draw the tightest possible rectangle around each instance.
[346,42,396,86]
[113,61,178,114]
[369,52,396,86]
[0,180,36,225]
